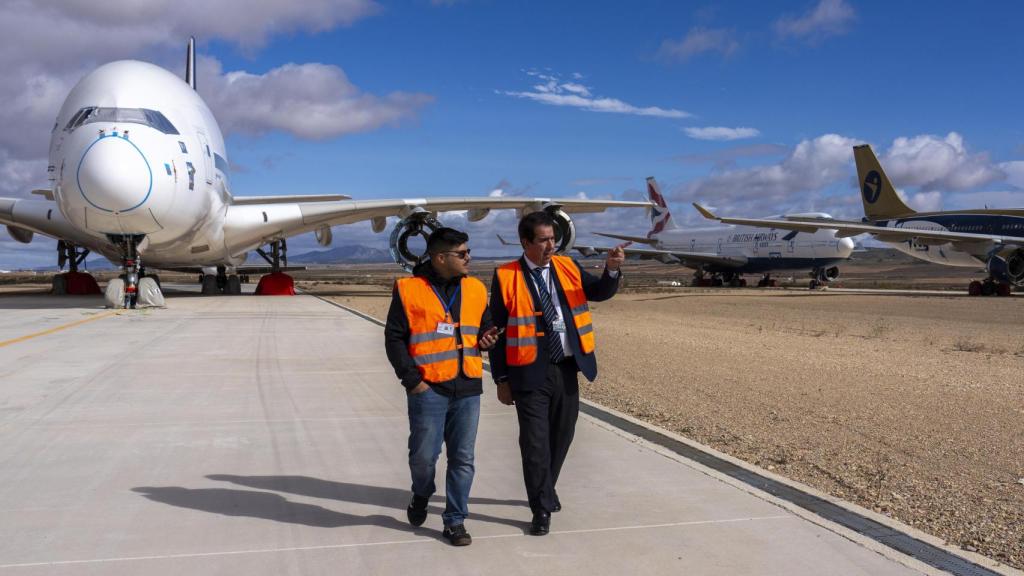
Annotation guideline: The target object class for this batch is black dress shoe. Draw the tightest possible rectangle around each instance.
[442,523,472,546]
[529,511,550,536]
[406,494,429,527]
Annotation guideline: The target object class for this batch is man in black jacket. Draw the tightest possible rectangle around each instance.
[489,211,627,535]
[385,228,498,546]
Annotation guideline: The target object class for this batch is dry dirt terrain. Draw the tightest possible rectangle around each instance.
[302,266,1024,570]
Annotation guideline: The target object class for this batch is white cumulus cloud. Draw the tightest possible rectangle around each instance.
[880,132,1004,191]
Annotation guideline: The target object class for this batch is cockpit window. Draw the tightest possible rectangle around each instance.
[64,107,179,135]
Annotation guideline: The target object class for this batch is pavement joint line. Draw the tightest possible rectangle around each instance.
[28,412,513,428]
[0,515,792,569]
[306,292,1013,576]
[0,310,121,348]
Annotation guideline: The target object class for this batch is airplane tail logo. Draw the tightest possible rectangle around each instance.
[646,176,677,237]
[852,145,916,219]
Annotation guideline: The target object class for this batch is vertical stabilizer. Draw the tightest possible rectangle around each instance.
[185,37,196,91]
[853,144,915,220]
[646,177,679,237]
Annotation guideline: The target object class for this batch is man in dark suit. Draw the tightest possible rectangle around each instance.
[489,211,627,535]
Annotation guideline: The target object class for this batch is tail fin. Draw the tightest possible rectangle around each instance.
[853,144,915,220]
[185,37,196,91]
[646,177,679,237]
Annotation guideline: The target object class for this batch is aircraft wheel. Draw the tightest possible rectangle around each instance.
[981,280,996,296]
[968,281,982,296]
[227,275,242,295]
[739,278,747,287]
[201,274,220,295]
[997,283,1012,297]
[809,279,819,290]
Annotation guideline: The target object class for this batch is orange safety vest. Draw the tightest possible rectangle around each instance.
[495,255,595,366]
[397,275,487,383]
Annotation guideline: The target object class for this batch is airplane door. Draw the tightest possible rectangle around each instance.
[196,131,213,185]
[716,238,722,254]
[788,240,795,253]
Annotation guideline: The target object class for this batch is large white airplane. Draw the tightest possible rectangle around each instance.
[0,39,649,307]
[696,145,1024,296]
[577,177,855,288]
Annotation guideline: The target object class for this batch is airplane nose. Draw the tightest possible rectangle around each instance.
[76,134,152,213]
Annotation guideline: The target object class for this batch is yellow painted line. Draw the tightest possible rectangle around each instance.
[0,310,121,348]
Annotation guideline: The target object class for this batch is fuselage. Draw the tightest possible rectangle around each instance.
[655,216,854,273]
[869,211,1024,267]
[47,60,240,267]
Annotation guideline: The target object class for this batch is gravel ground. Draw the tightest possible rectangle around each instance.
[308,283,1024,569]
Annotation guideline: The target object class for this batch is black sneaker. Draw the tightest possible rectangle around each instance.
[442,523,472,546]
[406,495,429,527]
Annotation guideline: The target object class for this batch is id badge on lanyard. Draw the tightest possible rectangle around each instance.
[431,283,460,335]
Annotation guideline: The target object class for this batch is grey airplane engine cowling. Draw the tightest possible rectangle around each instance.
[986,245,1024,286]
[389,213,442,272]
[315,225,332,247]
[546,206,576,254]
[817,266,840,283]
[7,225,33,244]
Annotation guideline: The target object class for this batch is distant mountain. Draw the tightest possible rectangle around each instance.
[274,244,391,264]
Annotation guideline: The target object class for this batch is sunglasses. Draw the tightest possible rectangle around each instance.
[441,249,471,260]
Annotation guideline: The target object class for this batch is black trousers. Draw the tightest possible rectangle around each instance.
[512,358,580,514]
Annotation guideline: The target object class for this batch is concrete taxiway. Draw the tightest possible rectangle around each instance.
[0,292,1009,575]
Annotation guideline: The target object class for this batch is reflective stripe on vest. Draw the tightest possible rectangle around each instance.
[397,276,487,382]
[496,255,595,367]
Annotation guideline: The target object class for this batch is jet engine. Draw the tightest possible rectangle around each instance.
[389,211,442,271]
[986,245,1024,286]
[516,204,577,253]
[816,266,840,283]
[7,225,33,244]
[315,225,332,247]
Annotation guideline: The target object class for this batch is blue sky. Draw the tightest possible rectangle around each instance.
[2,0,1024,267]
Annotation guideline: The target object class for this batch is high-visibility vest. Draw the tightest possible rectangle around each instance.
[397,276,487,382]
[495,255,595,366]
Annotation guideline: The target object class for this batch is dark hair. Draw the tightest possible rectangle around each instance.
[427,227,469,255]
[517,211,555,242]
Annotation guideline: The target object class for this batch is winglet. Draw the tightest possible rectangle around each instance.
[693,203,718,220]
[185,37,196,91]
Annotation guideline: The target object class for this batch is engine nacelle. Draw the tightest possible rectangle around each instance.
[987,245,1024,286]
[315,225,332,247]
[7,225,33,244]
[389,213,442,272]
[816,266,840,283]
[544,206,576,254]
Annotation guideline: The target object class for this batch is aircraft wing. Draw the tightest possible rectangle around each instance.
[693,203,1024,247]
[574,242,748,268]
[224,196,652,255]
[592,231,658,245]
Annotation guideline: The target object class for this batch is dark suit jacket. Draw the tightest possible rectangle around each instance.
[489,256,620,392]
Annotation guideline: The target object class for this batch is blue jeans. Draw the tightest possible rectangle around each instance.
[407,387,480,527]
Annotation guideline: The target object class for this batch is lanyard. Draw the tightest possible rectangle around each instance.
[430,282,460,321]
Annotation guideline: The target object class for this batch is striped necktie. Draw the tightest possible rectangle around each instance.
[531,267,565,363]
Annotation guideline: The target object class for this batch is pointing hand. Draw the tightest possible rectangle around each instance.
[606,242,631,271]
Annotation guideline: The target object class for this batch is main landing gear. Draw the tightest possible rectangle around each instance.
[51,240,101,295]
[967,277,1012,297]
[199,265,242,295]
[253,238,294,296]
[756,273,778,288]
[690,269,746,287]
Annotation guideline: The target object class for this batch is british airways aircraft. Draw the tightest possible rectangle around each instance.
[0,39,649,307]
[577,177,855,288]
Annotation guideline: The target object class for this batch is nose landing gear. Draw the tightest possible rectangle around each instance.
[105,235,163,308]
